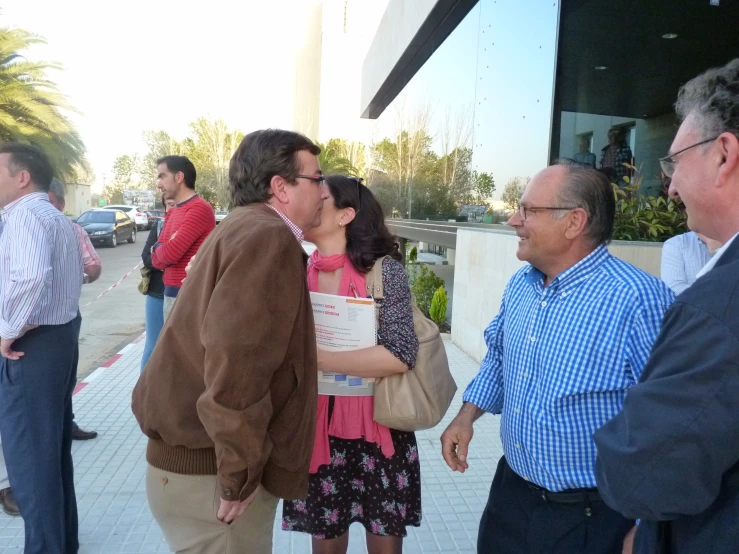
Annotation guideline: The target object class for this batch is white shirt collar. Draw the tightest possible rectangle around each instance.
[696,232,739,279]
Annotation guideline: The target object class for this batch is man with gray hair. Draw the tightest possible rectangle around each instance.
[595,59,739,553]
[441,161,675,553]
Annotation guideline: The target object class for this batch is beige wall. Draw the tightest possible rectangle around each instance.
[65,183,93,217]
[452,227,664,364]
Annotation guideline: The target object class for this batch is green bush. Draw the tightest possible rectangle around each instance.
[411,265,445,317]
[408,246,418,262]
[610,164,687,242]
[429,286,448,326]
[612,183,687,242]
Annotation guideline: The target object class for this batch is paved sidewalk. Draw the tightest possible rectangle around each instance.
[0,337,503,554]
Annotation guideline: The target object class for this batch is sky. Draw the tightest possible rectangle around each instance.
[3,0,317,191]
[5,0,560,199]
[373,0,560,194]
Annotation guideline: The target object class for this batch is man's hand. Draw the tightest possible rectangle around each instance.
[182,254,196,284]
[0,325,38,359]
[622,525,636,554]
[441,405,480,473]
[217,488,259,524]
[0,338,22,360]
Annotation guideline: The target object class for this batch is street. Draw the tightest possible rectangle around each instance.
[78,238,146,380]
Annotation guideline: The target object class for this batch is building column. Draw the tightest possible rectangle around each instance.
[418,241,427,253]
[446,248,456,265]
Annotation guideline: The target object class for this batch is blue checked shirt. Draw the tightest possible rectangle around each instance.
[463,246,675,491]
[0,193,83,339]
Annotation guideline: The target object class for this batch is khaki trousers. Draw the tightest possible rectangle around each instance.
[146,464,278,554]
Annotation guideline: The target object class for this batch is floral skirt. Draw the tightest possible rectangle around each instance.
[282,429,422,540]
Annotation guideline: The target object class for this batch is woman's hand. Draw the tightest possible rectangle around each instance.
[316,347,332,372]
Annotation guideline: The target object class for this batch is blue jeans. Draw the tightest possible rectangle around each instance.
[142,295,165,371]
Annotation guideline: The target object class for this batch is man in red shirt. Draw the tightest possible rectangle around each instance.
[152,156,215,319]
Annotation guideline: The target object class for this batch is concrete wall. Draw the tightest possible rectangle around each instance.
[452,228,664,363]
[65,183,93,217]
[291,1,324,140]
[360,0,438,117]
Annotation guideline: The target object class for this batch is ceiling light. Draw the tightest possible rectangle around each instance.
[662,33,678,39]
[595,66,607,70]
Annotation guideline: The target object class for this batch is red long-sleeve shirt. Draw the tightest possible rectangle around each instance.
[152,194,215,293]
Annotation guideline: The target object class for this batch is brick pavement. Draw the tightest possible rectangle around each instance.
[0,336,503,554]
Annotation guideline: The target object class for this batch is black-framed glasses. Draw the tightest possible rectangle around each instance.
[659,136,718,178]
[296,174,325,184]
[517,205,578,221]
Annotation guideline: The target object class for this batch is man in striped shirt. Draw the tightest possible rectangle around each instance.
[440,161,674,554]
[152,155,215,320]
[0,143,83,554]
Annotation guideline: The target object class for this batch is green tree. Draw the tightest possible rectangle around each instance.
[411,265,445,317]
[501,177,529,212]
[111,154,140,188]
[472,171,495,203]
[182,118,243,209]
[0,27,87,179]
[429,286,448,326]
[316,138,359,176]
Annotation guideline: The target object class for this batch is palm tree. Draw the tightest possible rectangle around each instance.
[0,27,87,178]
[316,138,359,176]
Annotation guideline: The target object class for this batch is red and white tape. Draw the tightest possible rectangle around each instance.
[80,261,143,309]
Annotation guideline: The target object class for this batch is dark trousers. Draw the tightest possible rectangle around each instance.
[478,457,634,554]
[0,316,81,554]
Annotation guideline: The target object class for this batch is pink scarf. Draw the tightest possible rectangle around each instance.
[307,251,395,473]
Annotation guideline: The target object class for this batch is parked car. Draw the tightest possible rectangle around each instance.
[215,210,228,224]
[76,209,136,247]
[103,205,149,230]
[147,209,165,228]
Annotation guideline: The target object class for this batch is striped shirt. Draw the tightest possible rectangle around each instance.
[152,194,215,295]
[463,246,675,491]
[267,203,304,242]
[73,222,101,273]
[660,231,713,294]
[0,192,83,339]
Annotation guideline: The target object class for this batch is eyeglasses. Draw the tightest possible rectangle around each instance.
[517,205,578,221]
[659,137,718,178]
[296,174,325,185]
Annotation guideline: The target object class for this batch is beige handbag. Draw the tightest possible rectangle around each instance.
[367,257,457,432]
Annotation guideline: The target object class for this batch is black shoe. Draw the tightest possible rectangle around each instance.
[72,424,98,441]
[0,487,19,516]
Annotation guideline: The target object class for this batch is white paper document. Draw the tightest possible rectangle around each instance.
[310,291,376,396]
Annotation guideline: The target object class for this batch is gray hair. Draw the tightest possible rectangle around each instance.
[552,159,615,246]
[675,58,739,139]
[49,178,66,201]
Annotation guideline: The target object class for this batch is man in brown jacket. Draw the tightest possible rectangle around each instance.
[132,129,327,553]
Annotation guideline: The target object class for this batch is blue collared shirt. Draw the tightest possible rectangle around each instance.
[463,245,675,491]
[0,192,83,339]
[660,231,713,294]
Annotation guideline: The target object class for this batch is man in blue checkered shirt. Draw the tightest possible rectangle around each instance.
[440,161,675,554]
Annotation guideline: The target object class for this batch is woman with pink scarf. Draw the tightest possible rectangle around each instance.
[282,175,421,553]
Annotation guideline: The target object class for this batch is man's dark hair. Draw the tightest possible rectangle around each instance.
[325,175,401,272]
[157,155,197,189]
[0,142,54,192]
[229,129,321,206]
[553,159,615,246]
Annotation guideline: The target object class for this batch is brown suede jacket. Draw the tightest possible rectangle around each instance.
[132,203,317,502]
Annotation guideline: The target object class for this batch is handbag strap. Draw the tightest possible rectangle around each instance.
[365,256,388,301]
